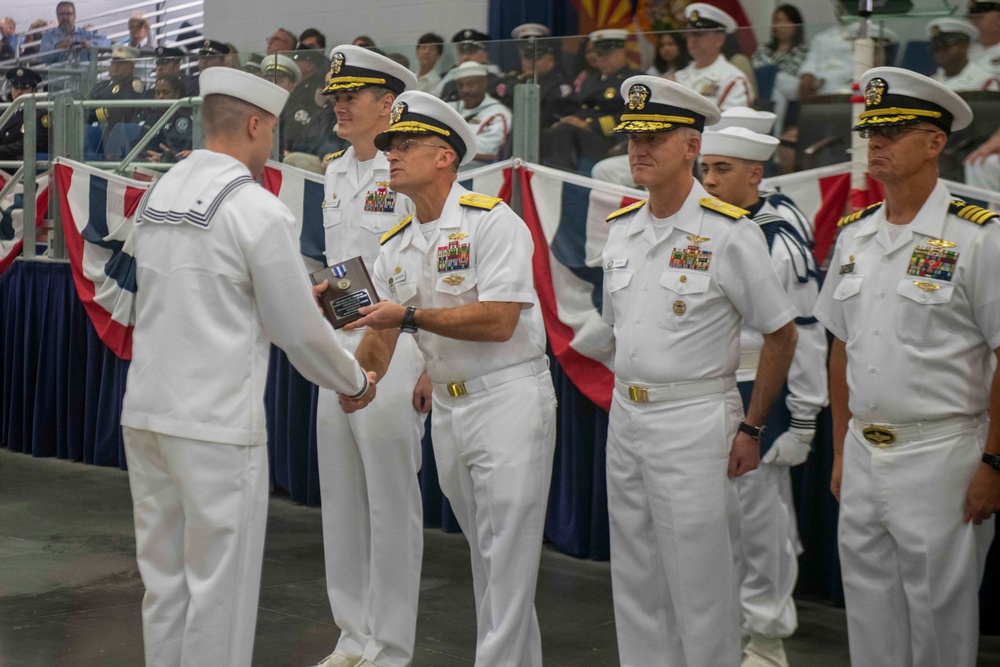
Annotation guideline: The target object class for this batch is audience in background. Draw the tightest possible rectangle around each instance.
[646,31,690,77]
[40,1,110,63]
[352,35,375,48]
[969,0,1000,74]
[266,28,297,55]
[0,18,17,59]
[415,32,444,93]
[928,17,1000,92]
[139,75,192,163]
[21,19,51,57]
[449,61,512,167]
[572,38,599,93]
[118,12,152,49]
[298,28,326,51]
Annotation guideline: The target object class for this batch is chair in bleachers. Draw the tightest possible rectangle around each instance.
[898,40,936,76]
[83,126,102,161]
[941,91,1000,182]
[794,95,853,170]
[753,64,779,111]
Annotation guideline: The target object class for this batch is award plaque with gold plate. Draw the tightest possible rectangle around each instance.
[310,257,381,329]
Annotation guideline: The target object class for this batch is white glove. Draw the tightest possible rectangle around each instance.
[761,425,815,466]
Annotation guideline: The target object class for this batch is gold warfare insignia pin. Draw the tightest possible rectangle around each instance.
[673,300,686,316]
[913,281,941,291]
[337,278,351,290]
[686,235,710,244]
[390,100,406,125]
[865,77,887,107]
[376,181,390,188]
[925,238,956,248]
[448,232,469,241]
[331,51,345,75]
[442,275,465,286]
[604,87,616,100]
[628,84,650,111]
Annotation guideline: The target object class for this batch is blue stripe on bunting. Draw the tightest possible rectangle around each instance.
[300,177,326,263]
[83,174,137,293]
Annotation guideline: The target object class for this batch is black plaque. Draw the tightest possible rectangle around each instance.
[310,256,381,329]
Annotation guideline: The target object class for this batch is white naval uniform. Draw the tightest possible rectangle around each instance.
[734,201,828,640]
[813,181,1000,667]
[971,41,1000,75]
[932,60,1000,92]
[760,187,814,251]
[315,148,426,667]
[673,55,755,111]
[451,94,512,166]
[121,150,367,667]
[601,180,796,667]
[375,183,556,667]
[797,26,855,95]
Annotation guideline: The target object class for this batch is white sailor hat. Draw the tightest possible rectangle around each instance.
[374,90,478,166]
[200,67,290,117]
[261,54,301,84]
[110,44,139,60]
[450,61,489,80]
[614,74,721,133]
[928,17,979,44]
[855,66,972,134]
[685,3,737,34]
[590,29,628,52]
[512,23,550,39]
[710,106,776,134]
[323,44,417,96]
[701,126,779,162]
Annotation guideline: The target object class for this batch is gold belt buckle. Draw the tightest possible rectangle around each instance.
[628,386,649,403]
[447,381,468,398]
[862,425,896,446]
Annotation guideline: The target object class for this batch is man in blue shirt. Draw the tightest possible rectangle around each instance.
[39,1,110,63]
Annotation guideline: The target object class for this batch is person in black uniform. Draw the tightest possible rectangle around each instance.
[0,67,49,159]
[89,44,149,127]
[498,23,573,129]
[541,29,642,173]
[137,75,192,163]
[282,46,331,156]
[154,45,196,96]
[435,29,503,102]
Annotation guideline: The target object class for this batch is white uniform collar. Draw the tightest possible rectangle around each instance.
[139,150,254,228]
[625,178,707,246]
[397,181,467,252]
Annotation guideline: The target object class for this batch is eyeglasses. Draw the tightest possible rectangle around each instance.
[383,138,450,155]
[857,126,939,140]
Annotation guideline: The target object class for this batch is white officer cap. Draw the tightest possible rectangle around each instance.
[512,23,550,39]
[111,44,139,60]
[614,74,721,133]
[710,106,776,134]
[685,3,737,34]
[450,61,489,80]
[589,29,629,51]
[200,67,290,117]
[845,21,897,42]
[374,90,478,166]
[701,126,779,162]
[261,54,301,84]
[324,44,418,96]
[855,66,973,134]
[928,17,979,43]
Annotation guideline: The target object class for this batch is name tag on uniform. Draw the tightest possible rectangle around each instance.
[606,258,628,269]
[388,270,406,286]
[323,197,340,209]
[839,262,855,275]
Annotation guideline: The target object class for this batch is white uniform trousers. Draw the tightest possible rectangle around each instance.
[733,462,799,638]
[316,332,425,667]
[431,368,556,667]
[839,417,994,667]
[608,388,744,667]
[123,428,269,667]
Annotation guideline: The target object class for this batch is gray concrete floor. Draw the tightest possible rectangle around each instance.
[1,449,997,666]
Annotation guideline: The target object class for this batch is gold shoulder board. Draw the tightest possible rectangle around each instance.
[837,201,883,228]
[949,199,999,225]
[324,149,346,163]
[459,193,503,210]
[380,214,413,245]
[606,199,646,222]
[700,197,749,220]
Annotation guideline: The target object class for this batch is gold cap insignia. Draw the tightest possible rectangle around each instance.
[627,84,650,111]
[865,77,887,107]
[604,87,616,100]
[442,275,465,286]
[673,300,686,316]
[690,10,701,22]
[448,232,469,241]
[331,51,345,75]
[686,235,710,244]
[390,100,406,125]
[931,26,941,38]
[925,238,956,248]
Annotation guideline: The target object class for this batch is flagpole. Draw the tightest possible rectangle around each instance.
[850,0,875,213]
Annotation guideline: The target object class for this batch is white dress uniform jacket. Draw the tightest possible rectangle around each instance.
[315,147,425,667]
[375,182,556,666]
[932,59,1000,91]
[450,93,512,163]
[601,179,795,667]
[797,26,855,95]
[971,41,1000,74]
[813,181,1000,667]
[673,54,755,111]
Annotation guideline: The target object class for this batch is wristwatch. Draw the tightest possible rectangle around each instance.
[400,306,418,334]
[982,453,1000,473]
[738,422,766,442]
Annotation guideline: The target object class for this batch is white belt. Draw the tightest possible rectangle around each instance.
[434,357,549,398]
[615,375,737,403]
[852,414,984,447]
[739,349,760,372]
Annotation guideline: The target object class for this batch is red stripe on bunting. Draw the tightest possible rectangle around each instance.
[261,165,283,197]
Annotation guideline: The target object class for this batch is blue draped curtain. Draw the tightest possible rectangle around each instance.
[2,259,998,630]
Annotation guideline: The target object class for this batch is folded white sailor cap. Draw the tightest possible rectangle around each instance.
[324,44,417,96]
[710,106,776,134]
[686,3,737,34]
[451,61,490,80]
[261,54,301,84]
[199,67,290,117]
[374,90,478,166]
[111,44,140,60]
[701,126,779,162]
[855,66,972,134]
[614,74,721,133]
[590,29,629,49]
[928,17,979,43]
[512,23,550,39]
